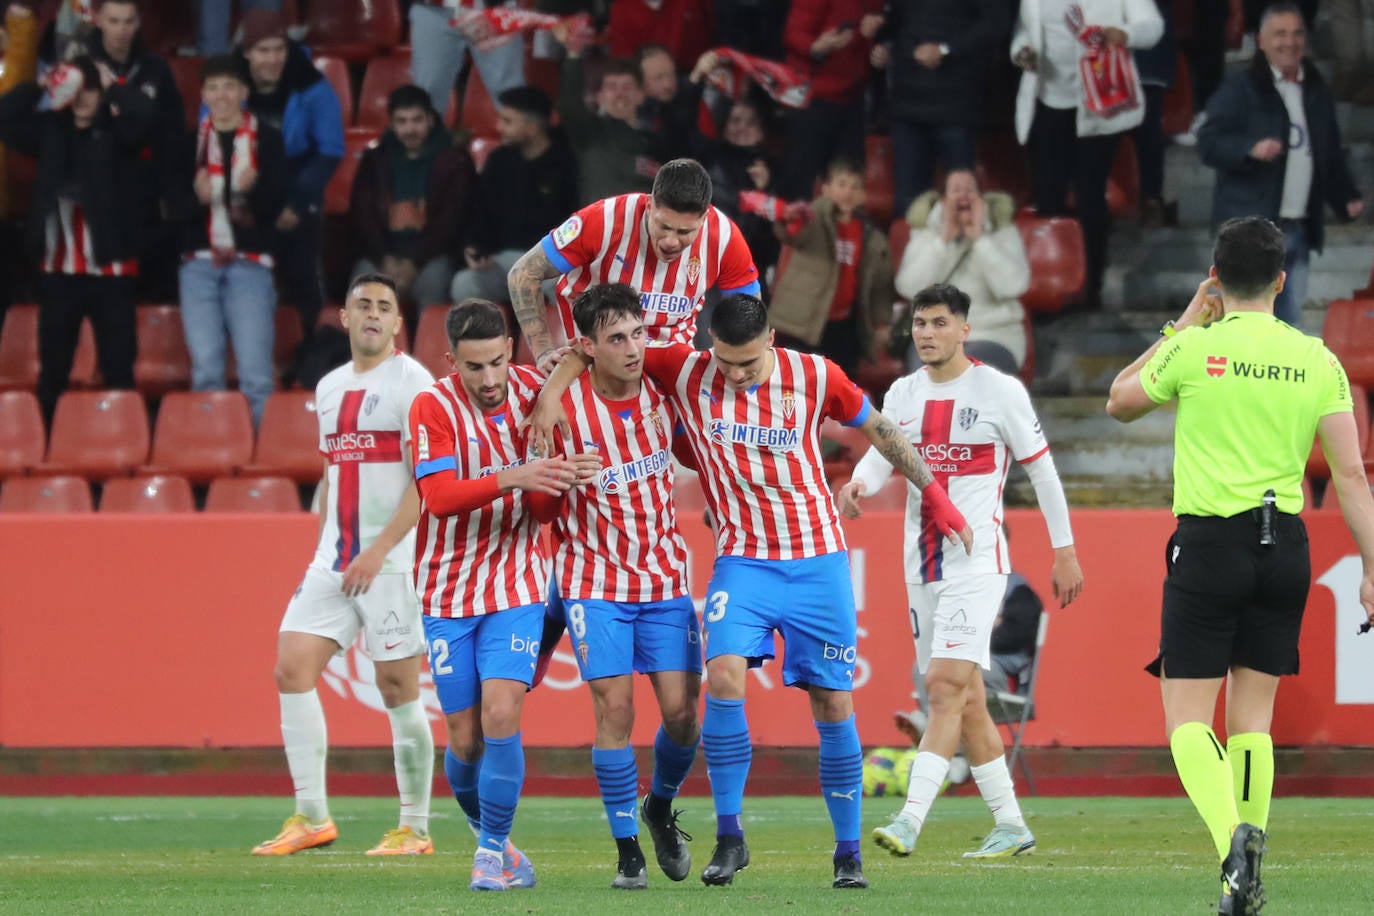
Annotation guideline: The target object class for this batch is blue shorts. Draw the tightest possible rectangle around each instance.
[422,603,544,714]
[703,552,858,691]
[547,583,703,681]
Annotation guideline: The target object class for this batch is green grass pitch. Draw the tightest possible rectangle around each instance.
[0,795,1368,914]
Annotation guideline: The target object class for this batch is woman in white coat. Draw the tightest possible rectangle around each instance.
[1010,0,1163,307]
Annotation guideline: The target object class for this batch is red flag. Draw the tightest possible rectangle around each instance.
[705,47,812,110]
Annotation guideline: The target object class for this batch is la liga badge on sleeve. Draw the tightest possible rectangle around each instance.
[553,215,583,249]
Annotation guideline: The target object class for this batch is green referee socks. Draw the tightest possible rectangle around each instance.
[1170,721,1239,861]
[1228,732,1274,830]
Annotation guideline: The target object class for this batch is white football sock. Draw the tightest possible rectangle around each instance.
[898,751,950,832]
[387,699,434,833]
[280,689,329,824]
[971,756,1026,829]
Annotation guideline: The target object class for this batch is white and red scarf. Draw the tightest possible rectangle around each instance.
[195,111,259,266]
[450,7,593,53]
[704,47,811,110]
[1066,5,1140,118]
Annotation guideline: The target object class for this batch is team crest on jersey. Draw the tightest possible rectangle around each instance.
[577,641,589,665]
[552,215,583,249]
[957,407,978,430]
[685,256,702,283]
[780,390,795,419]
[416,424,430,461]
[648,409,666,438]
[364,393,381,416]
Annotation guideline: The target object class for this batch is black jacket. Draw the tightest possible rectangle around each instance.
[886,0,1011,126]
[989,573,1042,656]
[467,133,581,255]
[173,121,290,258]
[0,80,157,265]
[1198,53,1360,254]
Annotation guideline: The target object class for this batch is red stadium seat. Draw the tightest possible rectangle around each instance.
[205,475,303,512]
[242,390,325,484]
[100,475,195,513]
[306,0,402,60]
[525,57,560,106]
[313,54,355,128]
[324,127,379,215]
[1322,299,1374,389]
[1161,54,1194,138]
[470,135,500,173]
[0,390,45,479]
[459,69,501,138]
[1308,384,1370,480]
[853,354,904,402]
[143,391,255,484]
[358,54,413,130]
[134,305,192,397]
[0,305,98,390]
[1015,214,1087,314]
[167,56,206,132]
[864,134,895,227]
[975,131,1030,205]
[274,306,306,381]
[39,390,150,480]
[413,304,453,380]
[1106,138,1140,219]
[138,2,194,56]
[0,475,92,513]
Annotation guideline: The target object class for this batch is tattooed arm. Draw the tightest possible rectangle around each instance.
[507,244,565,372]
[854,410,973,554]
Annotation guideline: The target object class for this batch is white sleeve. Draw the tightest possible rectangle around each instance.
[999,375,1050,463]
[1023,451,1074,548]
[849,380,907,496]
[398,361,437,445]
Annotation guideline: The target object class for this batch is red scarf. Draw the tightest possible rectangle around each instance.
[196,110,258,266]
[450,8,593,52]
[1065,5,1140,118]
[705,47,811,110]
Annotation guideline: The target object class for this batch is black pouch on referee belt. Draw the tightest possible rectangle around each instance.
[1257,489,1277,546]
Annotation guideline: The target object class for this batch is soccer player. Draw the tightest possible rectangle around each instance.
[527,284,702,889]
[1107,217,1374,914]
[253,274,436,857]
[531,292,973,889]
[835,282,1084,861]
[506,157,761,370]
[408,299,600,891]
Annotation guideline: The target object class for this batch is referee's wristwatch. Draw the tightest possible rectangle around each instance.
[1160,320,1178,338]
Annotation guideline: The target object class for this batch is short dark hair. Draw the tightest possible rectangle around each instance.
[600,58,643,88]
[348,272,399,299]
[1260,1,1304,28]
[636,43,674,66]
[651,158,712,214]
[497,85,552,123]
[572,283,643,338]
[912,282,971,319]
[98,0,140,10]
[387,84,433,117]
[710,294,770,345]
[825,155,864,182]
[1213,217,1285,300]
[201,54,250,87]
[446,299,509,347]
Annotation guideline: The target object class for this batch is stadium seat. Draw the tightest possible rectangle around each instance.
[0,305,99,390]
[205,476,303,512]
[525,56,561,107]
[167,56,206,131]
[0,475,93,513]
[1321,299,1374,389]
[313,54,355,128]
[306,0,402,61]
[1307,384,1369,481]
[0,390,45,479]
[273,306,306,380]
[975,130,1030,205]
[459,69,501,139]
[357,54,413,130]
[134,305,192,397]
[242,390,324,484]
[413,304,453,380]
[39,390,150,480]
[143,391,255,484]
[470,135,500,173]
[853,354,904,402]
[988,611,1049,795]
[1105,138,1140,219]
[137,2,193,56]
[1015,214,1087,314]
[324,127,379,215]
[99,475,195,513]
[864,134,895,227]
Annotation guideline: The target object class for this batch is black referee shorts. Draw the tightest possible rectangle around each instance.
[1146,513,1310,679]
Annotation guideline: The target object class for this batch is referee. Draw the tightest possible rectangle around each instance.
[1106,216,1374,916]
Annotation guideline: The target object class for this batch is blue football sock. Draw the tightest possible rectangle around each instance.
[477,732,524,853]
[443,747,482,829]
[816,716,863,847]
[701,694,751,837]
[592,745,640,840]
[651,725,699,801]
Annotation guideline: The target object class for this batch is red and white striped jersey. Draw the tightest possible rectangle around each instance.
[850,362,1051,583]
[43,199,139,277]
[548,375,689,602]
[540,193,761,346]
[644,343,871,560]
[313,352,434,575]
[409,365,549,617]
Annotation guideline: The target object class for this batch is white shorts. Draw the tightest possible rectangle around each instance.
[280,567,426,662]
[906,573,1007,674]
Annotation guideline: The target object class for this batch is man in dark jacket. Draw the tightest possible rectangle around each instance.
[450,86,579,305]
[350,85,472,314]
[884,0,1011,216]
[0,55,155,420]
[176,54,288,427]
[1197,2,1362,329]
[238,8,343,340]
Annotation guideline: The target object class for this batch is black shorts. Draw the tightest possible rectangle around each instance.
[1146,513,1310,679]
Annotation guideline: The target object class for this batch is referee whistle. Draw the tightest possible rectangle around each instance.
[1259,489,1277,547]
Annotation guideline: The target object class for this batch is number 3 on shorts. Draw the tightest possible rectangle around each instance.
[429,638,453,676]
[706,590,729,623]
[568,603,587,640]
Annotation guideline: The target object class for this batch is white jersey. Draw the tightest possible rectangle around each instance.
[851,362,1049,583]
[312,352,434,575]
